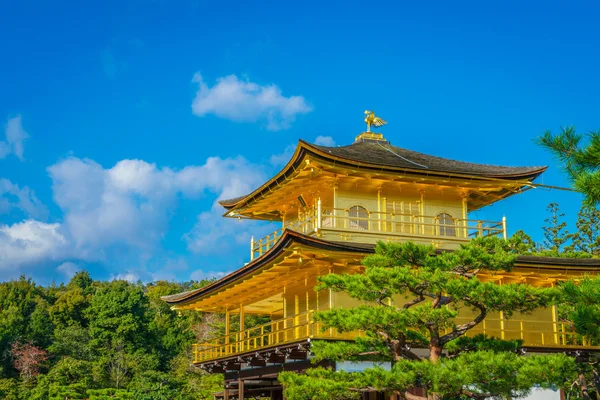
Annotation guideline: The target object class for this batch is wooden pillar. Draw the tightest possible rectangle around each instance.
[502,216,508,240]
[382,197,387,232]
[333,184,338,228]
[552,304,559,345]
[294,294,299,339]
[419,191,425,235]
[225,309,230,344]
[239,305,245,331]
[377,187,382,232]
[461,194,468,238]
[224,386,229,400]
[238,378,244,400]
[239,305,245,352]
[317,197,322,230]
[305,278,310,336]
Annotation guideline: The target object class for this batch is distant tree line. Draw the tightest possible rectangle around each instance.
[510,202,600,258]
[0,274,224,399]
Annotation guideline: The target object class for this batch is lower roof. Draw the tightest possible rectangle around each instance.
[161,230,600,307]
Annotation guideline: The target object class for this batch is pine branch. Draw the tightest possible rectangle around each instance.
[439,298,487,345]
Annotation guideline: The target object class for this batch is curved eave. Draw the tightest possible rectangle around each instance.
[219,140,547,213]
[160,230,371,306]
[162,232,600,306]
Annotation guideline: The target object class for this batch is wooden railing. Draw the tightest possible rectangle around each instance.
[453,316,595,348]
[250,205,506,260]
[192,311,355,363]
[320,207,504,239]
[192,312,595,363]
[250,216,316,259]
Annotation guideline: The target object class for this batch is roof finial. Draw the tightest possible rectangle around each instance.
[356,110,388,143]
[364,110,387,132]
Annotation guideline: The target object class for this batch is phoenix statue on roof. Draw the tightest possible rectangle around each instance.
[364,110,387,132]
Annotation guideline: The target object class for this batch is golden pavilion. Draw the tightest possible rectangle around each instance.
[163,113,600,399]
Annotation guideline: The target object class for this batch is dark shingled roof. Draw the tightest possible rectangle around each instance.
[161,230,372,305]
[311,140,546,178]
[161,230,600,306]
[219,139,547,207]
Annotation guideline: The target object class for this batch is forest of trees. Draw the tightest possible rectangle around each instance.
[0,275,224,399]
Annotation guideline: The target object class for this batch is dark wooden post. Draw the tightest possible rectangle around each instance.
[238,378,244,399]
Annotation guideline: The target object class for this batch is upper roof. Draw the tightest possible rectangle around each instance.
[311,140,546,178]
[219,138,547,210]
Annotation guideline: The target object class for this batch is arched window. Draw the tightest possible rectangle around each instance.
[437,213,456,237]
[349,205,369,230]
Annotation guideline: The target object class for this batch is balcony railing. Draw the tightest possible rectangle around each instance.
[250,206,506,260]
[192,311,595,364]
[192,311,355,363]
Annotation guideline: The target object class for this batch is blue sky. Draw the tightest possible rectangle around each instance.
[1,0,599,284]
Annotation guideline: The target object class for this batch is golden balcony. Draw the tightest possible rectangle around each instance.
[251,206,506,260]
[192,310,595,364]
[192,311,355,364]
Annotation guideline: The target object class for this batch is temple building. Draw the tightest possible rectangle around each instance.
[162,114,600,399]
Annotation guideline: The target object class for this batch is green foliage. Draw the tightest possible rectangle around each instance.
[560,276,600,343]
[507,229,537,253]
[566,205,600,255]
[537,126,600,206]
[541,202,571,252]
[281,239,573,399]
[0,274,222,399]
[507,208,593,259]
[280,352,574,400]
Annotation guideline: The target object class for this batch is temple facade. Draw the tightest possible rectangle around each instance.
[163,126,600,399]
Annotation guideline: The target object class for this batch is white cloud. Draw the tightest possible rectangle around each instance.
[189,269,230,282]
[150,258,189,282]
[56,261,80,279]
[0,115,29,161]
[0,153,268,277]
[111,271,139,283]
[184,204,272,256]
[0,178,48,219]
[314,135,336,147]
[269,144,296,166]
[191,73,312,131]
[45,156,266,258]
[270,135,336,167]
[0,220,68,272]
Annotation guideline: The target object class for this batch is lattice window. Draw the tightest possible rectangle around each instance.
[437,213,456,237]
[349,205,369,230]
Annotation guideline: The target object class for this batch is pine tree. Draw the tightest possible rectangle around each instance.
[541,202,570,252]
[508,229,536,254]
[537,127,600,207]
[559,276,600,399]
[566,205,600,255]
[279,238,574,400]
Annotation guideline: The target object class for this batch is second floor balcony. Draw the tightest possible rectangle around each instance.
[250,206,506,260]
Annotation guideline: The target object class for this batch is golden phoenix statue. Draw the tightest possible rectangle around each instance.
[364,110,387,132]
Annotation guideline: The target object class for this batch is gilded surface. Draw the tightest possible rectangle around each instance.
[364,110,387,132]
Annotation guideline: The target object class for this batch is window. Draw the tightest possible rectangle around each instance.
[437,213,456,237]
[349,205,369,230]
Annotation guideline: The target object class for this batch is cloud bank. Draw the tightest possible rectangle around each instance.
[0,155,267,279]
[191,73,312,131]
